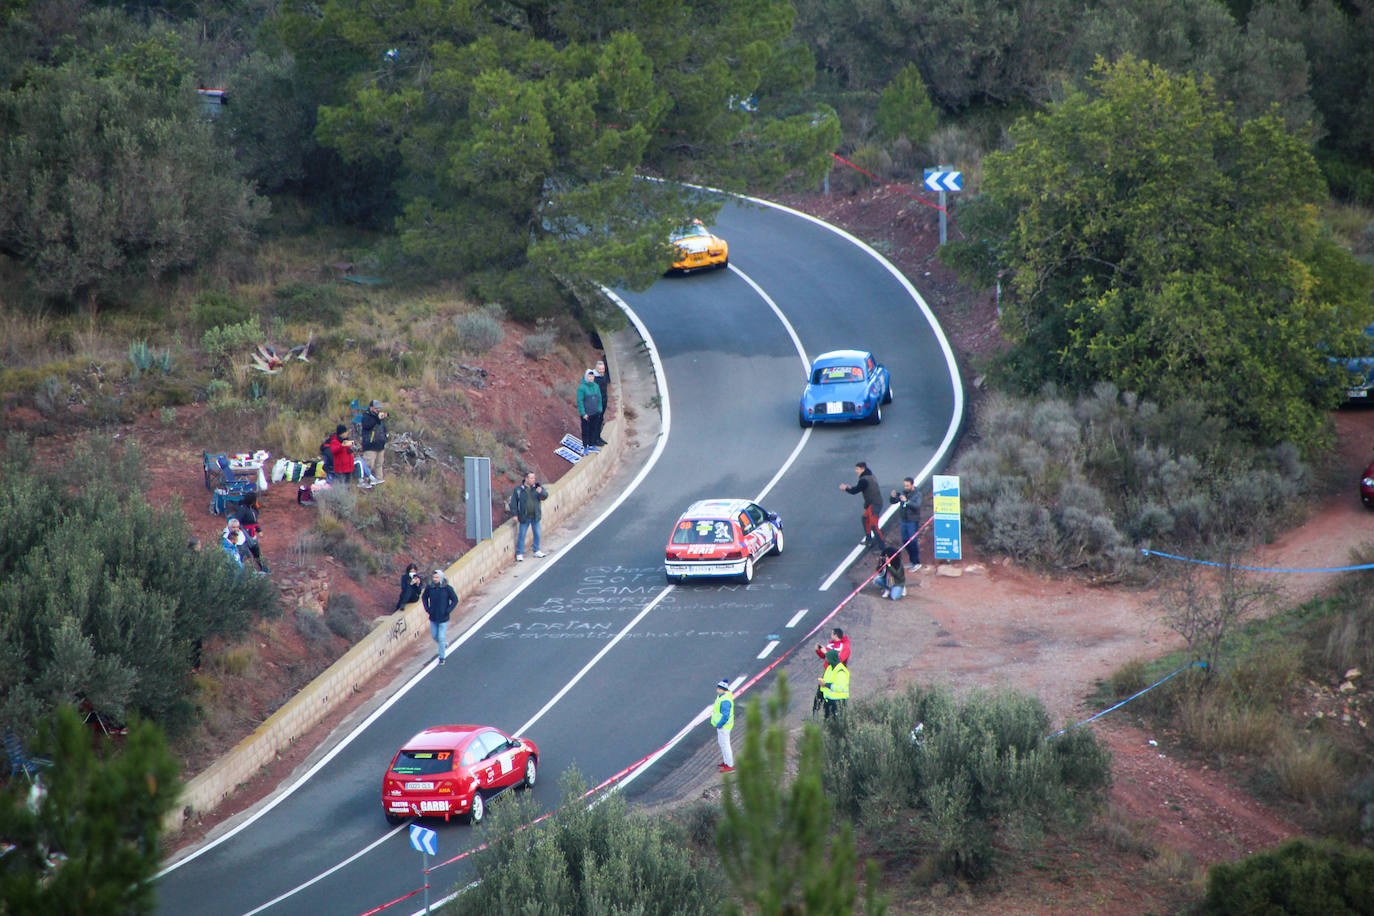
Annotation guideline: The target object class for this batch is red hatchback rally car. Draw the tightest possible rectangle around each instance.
[664,498,783,584]
[382,725,538,825]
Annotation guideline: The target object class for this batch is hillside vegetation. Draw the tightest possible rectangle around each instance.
[3,0,1374,910]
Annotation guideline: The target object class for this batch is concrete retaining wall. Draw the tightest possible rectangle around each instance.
[169,337,633,832]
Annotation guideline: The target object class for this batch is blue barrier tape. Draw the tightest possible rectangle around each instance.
[1045,660,1207,740]
[1140,548,1374,574]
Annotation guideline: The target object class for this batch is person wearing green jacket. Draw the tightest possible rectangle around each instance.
[576,369,603,453]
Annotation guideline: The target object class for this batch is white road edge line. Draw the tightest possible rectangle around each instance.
[727,264,811,504]
[614,188,964,797]
[727,196,964,590]
[156,292,671,890]
[756,640,779,659]
[513,584,675,737]
[785,608,808,628]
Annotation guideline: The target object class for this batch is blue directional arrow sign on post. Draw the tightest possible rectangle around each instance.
[922,169,962,192]
[923,167,962,245]
[409,824,437,856]
[410,824,438,913]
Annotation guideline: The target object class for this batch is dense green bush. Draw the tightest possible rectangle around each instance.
[450,769,724,915]
[954,385,1308,573]
[821,685,1111,883]
[0,436,276,738]
[1203,837,1374,915]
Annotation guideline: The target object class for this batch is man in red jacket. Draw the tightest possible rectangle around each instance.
[812,627,851,713]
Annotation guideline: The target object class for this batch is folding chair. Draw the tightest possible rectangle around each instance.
[4,729,51,783]
[203,451,257,515]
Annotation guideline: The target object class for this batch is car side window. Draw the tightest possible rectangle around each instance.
[461,742,482,766]
[745,504,767,527]
[486,734,511,758]
[737,511,753,535]
[866,355,876,376]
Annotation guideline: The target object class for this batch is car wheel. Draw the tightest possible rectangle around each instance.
[467,790,485,825]
[866,403,883,425]
[720,257,729,269]
[769,527,785,556]
[520,756,537,790]
[882,383,893,404]
[799,413,813,428]
[740,556,755,583]
[385,810,405,826]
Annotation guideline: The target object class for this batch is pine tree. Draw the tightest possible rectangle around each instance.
[716,673,885,915]
[0,706,180,915]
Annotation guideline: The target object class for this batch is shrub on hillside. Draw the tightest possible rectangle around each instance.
[1203,837,1374,915]
[0,435,276,739]
[455,305,505,353]
[451,769,724,915]
[271,282,345,325]
[955,385,1307,573]
[821,685,1111,883]
[191,291,253,332]
[202,320,262,362]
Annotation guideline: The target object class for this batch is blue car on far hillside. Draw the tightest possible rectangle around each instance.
[799,349,891,427]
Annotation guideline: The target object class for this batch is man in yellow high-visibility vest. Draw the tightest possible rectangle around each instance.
[818,649,850,719]
[712,679,735,772]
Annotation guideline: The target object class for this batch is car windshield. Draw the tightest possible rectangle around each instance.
[814,365,863,384]
[672,518,735,545]
[392,749,455,776]
[670,225,711,242]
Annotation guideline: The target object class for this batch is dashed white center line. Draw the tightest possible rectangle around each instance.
[785,608,808,628]
[756,640,779,659]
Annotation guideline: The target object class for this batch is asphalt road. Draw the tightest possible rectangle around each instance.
[154,194,963,916]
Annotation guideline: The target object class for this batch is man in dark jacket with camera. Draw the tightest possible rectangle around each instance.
[508,471,548,561]
[360,399,389,485]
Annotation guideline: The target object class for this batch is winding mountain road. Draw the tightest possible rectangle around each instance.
[154,194,963,915]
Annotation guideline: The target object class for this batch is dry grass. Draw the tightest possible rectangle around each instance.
[0,310,51,366]
[1177,690,1281,756]
[1269,734,1343,803]
[1091,804,1160,860]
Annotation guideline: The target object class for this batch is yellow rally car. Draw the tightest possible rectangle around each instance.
[668,221,728,273]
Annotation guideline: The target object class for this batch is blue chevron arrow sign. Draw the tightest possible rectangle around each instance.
[923,169,962,192]
[409,824,437,856]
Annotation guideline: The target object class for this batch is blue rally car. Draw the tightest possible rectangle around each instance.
[799,349,891,427]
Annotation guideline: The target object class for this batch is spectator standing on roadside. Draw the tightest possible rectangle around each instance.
[890,476,922,570]
[839,461,883,548]
[591,359,609,447]
[576,369,603,453]
[394,563,423,612]
[712,679,735,772]
[508,471,548,561]
[326,424,357,485]
[359,400,389,486]
[812,628,851,714]
[818,649,850,719]
[422,569,458,665]
[232,491,270,573]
